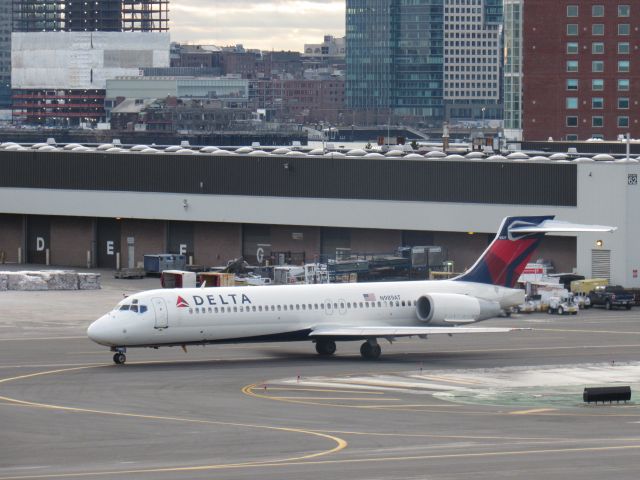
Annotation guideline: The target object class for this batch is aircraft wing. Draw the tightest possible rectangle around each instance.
[309,325,528,338]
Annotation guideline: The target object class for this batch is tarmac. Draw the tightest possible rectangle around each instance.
[2,269,640,479]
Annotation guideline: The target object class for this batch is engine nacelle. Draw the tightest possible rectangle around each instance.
[416,293,502,324]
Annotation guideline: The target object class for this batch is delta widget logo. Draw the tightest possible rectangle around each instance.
[176,296,190,308]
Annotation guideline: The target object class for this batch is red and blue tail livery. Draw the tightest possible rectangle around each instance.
[454,216,555,289]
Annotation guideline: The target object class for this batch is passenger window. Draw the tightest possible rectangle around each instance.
[208,307,212,313]
[395,301,400,307]
[301,304,306,310]
[365,302,369,308]
[290,305,294,310]
[347,302,351,308]
[333,303,338,309]
[359,302,363,308]
[233,307,237,312]
[189,308,193,314]
[402,301,406,307]
[320,303,325,309]
[258,306,262,312]
[278,305,282,311]
[239,306,243,312]
[252,306,256,312]
[214,307,219,313]
[271,305,275,311]
[377,301,381,307]
[314,304,319,309]
[340,303,344,309]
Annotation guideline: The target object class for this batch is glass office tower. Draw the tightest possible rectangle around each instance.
[346,0,444,122]
[503,0,523,140]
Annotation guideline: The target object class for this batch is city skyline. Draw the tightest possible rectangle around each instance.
[170,0,345,51]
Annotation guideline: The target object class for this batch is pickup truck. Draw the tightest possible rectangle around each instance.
[588,285,634,310]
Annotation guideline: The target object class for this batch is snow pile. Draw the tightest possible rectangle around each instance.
[0,270,101,291]
[78,273,101,290]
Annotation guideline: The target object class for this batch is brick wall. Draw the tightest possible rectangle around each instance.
[524,1,640,140]
[50,216,93,267]
[120,219,166,269]
[0,214,22,263]
[193,222,242,267]
[271,225,321,262]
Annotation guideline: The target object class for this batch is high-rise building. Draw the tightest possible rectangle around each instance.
[523,1,639,140]
[503,0,523,141]
[11,0,168,32]
[0,0,11,109]
[11,0,169,126]
[444,0,502,123]
[346,0,503,126]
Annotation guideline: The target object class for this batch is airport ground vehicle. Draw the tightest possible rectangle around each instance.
[547,295,579,315]
[589,285,634,310]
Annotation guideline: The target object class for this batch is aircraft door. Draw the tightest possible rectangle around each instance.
[338,298,347,315]
[324,299,334,315]
[152,297,169,329]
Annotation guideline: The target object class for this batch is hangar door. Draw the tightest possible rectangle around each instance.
[26,216,51,264]
[242,224,271,265]
[321,227,351,261]
[167,222,194,259]
[97,219,121,268]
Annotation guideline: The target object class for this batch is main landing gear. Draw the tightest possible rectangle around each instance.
[111,347,127,365]
[314,339,382,359]
[360,340,381,360]
[315,339,337,356]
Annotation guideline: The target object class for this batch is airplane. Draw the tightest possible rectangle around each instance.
[88,216,615,364]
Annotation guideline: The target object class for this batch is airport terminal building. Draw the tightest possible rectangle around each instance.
[0,146,638,287]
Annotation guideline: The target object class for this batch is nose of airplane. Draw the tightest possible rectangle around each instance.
[87,314,116,346]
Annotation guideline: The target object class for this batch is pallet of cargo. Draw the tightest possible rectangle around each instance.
[114,268,146,279]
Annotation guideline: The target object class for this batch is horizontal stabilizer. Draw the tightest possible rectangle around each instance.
[509,220,617,234]
[310,326,529,338]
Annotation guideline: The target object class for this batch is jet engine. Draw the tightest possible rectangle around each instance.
[416,293,502,324]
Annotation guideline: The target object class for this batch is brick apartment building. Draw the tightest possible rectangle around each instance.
[523,2,640,140]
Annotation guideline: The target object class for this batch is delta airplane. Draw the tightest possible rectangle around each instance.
[88,216,615,364]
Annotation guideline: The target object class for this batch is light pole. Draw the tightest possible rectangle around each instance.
[481,107,486,129]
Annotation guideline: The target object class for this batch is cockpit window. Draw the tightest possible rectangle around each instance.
[115,302,147,314]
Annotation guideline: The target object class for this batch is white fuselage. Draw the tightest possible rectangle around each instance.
[87,279,524,348]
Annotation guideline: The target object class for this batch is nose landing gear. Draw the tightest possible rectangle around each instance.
[111,347,127,365]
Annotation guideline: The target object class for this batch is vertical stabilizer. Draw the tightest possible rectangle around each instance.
[454,216,554,288]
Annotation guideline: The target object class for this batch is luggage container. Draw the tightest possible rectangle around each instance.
[144,254,187,275]
[198,272,235,287]
[160,270,196,288]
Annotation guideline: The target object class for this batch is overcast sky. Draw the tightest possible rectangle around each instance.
[170,0,345,51]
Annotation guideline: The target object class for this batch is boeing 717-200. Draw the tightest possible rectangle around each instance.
[88,216,615,364]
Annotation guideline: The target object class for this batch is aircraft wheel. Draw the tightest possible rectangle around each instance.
[113,352,126,365]
[315,339,337,356]
[558,306,564,315]
[605,300,612,310]
[360,342,381,360]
